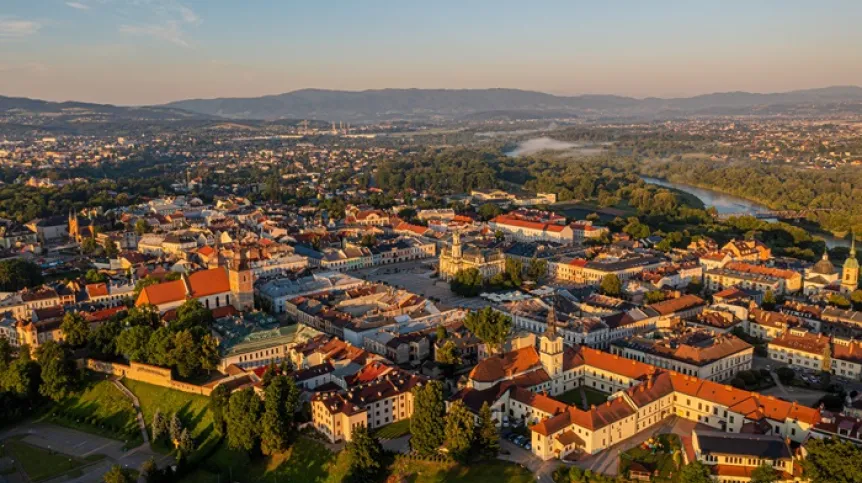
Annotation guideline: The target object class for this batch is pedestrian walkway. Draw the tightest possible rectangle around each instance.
[110,377,150,445]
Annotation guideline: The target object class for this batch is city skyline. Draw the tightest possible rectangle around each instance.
[1,0,862,105]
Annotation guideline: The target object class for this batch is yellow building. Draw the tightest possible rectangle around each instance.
[438,231,504,281]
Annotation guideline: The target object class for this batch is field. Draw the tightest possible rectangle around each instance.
[0,437,104,482]
[42,376,141,446]
[123,379,220,458]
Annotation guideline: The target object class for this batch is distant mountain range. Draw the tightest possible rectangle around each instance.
[161,86,862,121]
[3,86,862,124]
[0,95,210,121]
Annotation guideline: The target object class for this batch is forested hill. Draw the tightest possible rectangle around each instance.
[639,160,862,236]
[161,86,862,121]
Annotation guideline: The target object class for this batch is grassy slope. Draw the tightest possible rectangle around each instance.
[123,379,220,458]
[42,376,141,446]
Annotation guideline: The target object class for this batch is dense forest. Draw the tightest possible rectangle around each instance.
[639,160,862,235]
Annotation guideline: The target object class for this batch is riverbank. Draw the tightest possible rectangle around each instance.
[641,176,850,249]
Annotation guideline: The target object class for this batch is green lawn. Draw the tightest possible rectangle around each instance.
[183,437,345,483]
[372,418,412,440]
[619,433,682,482]
[123,379,220,459]
[1,439,103,482]
[43,375,142,447]
[394,458,535,483]
[554,387,609,410]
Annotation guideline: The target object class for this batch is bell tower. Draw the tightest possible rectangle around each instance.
[539,294,564,382]
[843,234,859,291]
[452,230,463,260]
[228,248,255,311]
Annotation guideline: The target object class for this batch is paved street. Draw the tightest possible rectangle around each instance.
[498,440,558,483]
[0,422,173,483]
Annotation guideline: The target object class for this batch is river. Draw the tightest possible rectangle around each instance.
[641,176,849,249]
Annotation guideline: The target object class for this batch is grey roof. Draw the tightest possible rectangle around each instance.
[695,429,792,459]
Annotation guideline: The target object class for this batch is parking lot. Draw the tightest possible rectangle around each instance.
[349,259,493,311]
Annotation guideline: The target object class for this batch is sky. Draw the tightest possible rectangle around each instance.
[1,0,861,105]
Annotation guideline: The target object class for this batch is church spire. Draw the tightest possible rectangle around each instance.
[851,232,856,258]
[545,293,558,338]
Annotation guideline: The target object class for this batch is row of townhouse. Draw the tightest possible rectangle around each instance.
[767,327,862,380]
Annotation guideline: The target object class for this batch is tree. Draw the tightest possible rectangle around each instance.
[260,375,300,455]
[82,236,99,255]
[463,307,512,355]
[678,461,712,483]
[134,218,150,235]
[140,457,159,483]
[477,402,499,459]
[435,325,447,341]
[36,341,78,401]
[450,268,484,297]
[152,410,166,441]
[751,463,780,483]
[2,348,41,398]
[104,239,120,258]
[170,329,202,378]
[61,312,90,347]
[103,465,134,483]
[623,217,650,239]
[436,340,460,367]
[226,388,262,453]
[526,258,548,282]
[444,400,475,463]
[209,384,231,435]
[85,268,108,284]
[261,364,277,388]
[410,380,446,455]
[802,437,862,483]
[88,319,121,358]
[504,258,523,286]
[477,203,502,221]
[600,274,622,297]
[828,293,851,309]
[0,258,43,291]
[116,325,153,362]
[645,290,667,304]
[146,326,175,367]
[763,290,777,309]
[169,412,182,443]
[851,289,862,310]
[345,426,383,483]
[173,299,213,331]
[0,337,11,371]
[178,428,194,455]
[775,366,795,385]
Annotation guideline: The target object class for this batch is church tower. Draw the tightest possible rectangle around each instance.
[539,295,564,383]
[451,230,463,260]
[68,209,79,241]
[228,248,255,311]
[843,234,859,291]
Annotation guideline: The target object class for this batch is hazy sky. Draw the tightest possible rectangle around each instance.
[1,0,861,105]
